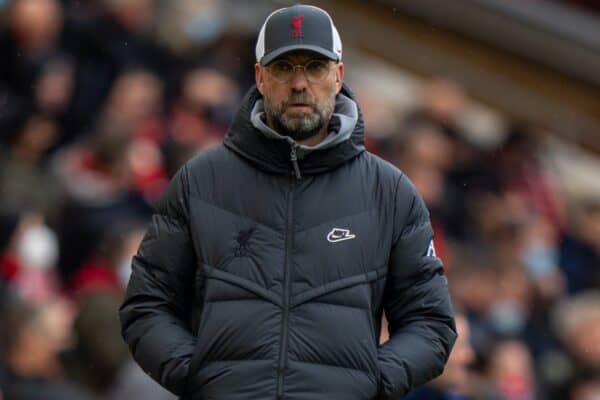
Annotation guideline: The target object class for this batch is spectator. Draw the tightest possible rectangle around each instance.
[54,129,153,283]
[553,292,600,394]
[484,340,537,400]
[0,212,62,304]
[560,199,600,293]
[67,291,174,400]
[0,296,94,399]
[69,223,145,299]
[165,66,239,173]
[0,113,60,217]
[0,0,65,94]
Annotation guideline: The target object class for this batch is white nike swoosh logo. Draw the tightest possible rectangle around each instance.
[327,228,356,243]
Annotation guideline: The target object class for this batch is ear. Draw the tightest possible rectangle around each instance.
[255,63,265,94]
[335,62,344,93]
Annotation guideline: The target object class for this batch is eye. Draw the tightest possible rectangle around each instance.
[306,60,328,73]
[271,60,293,73]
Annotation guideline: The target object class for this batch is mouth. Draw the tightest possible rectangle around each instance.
[287,103,312,110]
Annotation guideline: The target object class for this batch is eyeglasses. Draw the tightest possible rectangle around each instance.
[266,59,333,84]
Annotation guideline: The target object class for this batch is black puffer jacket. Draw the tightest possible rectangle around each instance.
[119,84,456,400]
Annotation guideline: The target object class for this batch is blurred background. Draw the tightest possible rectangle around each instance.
[0,0,599,399]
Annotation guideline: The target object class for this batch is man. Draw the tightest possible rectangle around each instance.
[1,297,96,400]
[119,4,456,400]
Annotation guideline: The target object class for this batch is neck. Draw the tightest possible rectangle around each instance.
[297,127,328,146]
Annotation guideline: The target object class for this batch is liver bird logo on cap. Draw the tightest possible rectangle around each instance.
[291,15,304,38]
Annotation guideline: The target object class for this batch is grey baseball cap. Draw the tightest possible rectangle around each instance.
[255,4,343,66]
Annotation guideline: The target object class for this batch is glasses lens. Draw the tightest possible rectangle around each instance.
[305,60,329,82]
[269,60,294,82]
[267,60,331,83]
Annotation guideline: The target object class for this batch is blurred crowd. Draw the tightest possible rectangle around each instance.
[0,1,598,400]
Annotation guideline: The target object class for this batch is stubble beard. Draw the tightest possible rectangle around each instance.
[264,90,336,142]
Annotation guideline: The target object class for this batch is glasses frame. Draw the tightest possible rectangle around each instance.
[266,59,335,84]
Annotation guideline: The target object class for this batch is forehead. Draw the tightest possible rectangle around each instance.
[271,50,329,64]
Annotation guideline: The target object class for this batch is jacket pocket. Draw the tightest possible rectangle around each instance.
[290,265,386,309]
[202,263,282,307]
[187,263,281,388]
[288,266,386,382]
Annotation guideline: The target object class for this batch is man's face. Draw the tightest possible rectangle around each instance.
[255,51,344,141]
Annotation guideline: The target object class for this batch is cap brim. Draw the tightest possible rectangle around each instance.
[260,45,340,65]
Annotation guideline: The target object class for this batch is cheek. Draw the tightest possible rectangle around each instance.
[265,86,292,108]
[314,83,337,107]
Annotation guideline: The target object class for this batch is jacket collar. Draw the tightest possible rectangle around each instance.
[223,83,365,177]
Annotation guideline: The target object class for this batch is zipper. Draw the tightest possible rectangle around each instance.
[290,144,302,180]
[276,147,297,399]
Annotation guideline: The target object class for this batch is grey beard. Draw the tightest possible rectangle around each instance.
[264,94,335,142]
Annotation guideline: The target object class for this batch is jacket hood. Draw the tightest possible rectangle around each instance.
[223,83,365,177]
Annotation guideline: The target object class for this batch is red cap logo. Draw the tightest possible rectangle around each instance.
[291,16,304,39]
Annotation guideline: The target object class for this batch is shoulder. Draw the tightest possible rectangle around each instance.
[358,152,426,228]
[185,145,233,175]
[180,144,241,185]
[358,151,411,192]
[178,144,260,201]
[157,145,231,209]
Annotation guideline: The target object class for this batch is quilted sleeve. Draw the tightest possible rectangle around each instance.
[377,174,457,399]
[119,165,197,396]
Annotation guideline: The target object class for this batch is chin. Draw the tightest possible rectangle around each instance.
[282,115,313,128]
[285,109,313,119]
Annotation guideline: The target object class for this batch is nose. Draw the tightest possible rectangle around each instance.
[289,66,309,91]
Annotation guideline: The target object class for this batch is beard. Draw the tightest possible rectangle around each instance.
[263,90,336,142]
